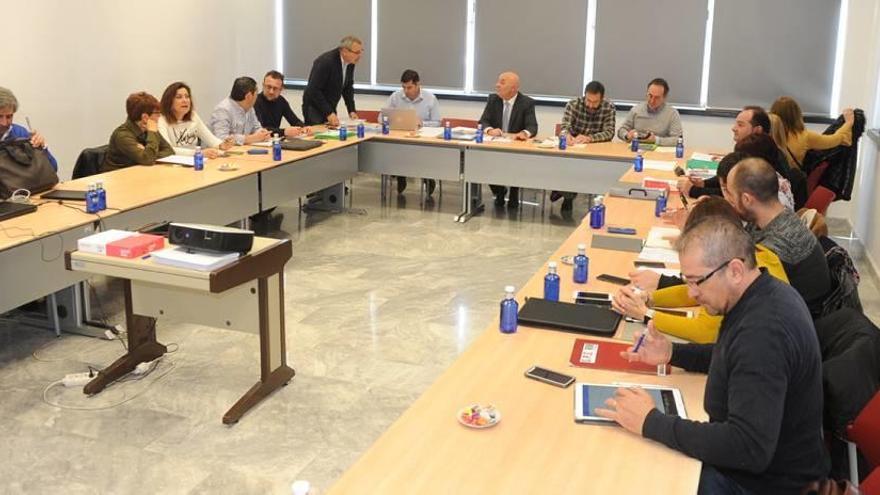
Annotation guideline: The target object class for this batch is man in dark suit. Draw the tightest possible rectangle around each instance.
[478,72,538,208]
[302,35,363,127]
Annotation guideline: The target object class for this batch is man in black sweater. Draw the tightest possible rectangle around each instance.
[597,216,828,494]
[302,35,362,127]
[255,70,309,138]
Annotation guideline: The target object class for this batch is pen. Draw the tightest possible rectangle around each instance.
[632,331,647,353]
[25,117,32,131]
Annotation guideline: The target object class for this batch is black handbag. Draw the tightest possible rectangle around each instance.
[0,139,59,199]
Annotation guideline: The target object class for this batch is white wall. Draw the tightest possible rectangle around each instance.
[6,0,274,179]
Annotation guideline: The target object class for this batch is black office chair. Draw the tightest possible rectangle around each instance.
[72,145,108,179]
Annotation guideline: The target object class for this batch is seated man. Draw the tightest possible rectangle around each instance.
[727,158,830,316]
[552,80,615,211]
[210,76,271,145]
[0,87,58,171]
[254,70,310,139]
[598,216,829,494]
[102,91,174,173]
[383,69,441,196]
[616,77,682,146]
[478,71,538,208]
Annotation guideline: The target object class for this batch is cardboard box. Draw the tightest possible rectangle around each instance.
[106,234,166,259]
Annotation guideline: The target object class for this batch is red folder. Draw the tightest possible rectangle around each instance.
[106,234,165,259]
[569,338,671,375]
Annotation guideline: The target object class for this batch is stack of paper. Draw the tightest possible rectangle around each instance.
[152,246,240,272]
[637,246,680,265]
[643,160,676,172]
[645,227,681,249]
[157,155,195,167]
[419,126,444,138]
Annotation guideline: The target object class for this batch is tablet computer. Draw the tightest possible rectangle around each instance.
[574,382,687,424]
[41,189,87,201]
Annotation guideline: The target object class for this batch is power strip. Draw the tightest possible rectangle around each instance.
[62,372,94,387]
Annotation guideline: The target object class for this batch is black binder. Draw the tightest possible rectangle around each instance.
[517,297,622,336]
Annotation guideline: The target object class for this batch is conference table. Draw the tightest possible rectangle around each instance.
[325,190,708,494]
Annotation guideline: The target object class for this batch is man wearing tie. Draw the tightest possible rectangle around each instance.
[479,72,538,208]
[302,35,363,127]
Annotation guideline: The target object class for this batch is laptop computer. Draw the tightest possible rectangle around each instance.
[380,108,420,131]
[0,201,38,222]
[517,297,622,336]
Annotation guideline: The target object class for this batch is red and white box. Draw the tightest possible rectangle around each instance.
[106,234,165,259]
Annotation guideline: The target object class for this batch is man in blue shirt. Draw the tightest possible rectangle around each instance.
[383,69,441,196]
[0,87,58,171]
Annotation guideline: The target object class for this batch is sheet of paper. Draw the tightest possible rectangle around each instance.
[637,246,680,265]
[643,160,676,171]
[488,136,512,143]
[637,266,681,278]
[419,127,444,138]
[156,155,194,166]
[690,152,718,162]
[645,227,681,249]
[655,146,676,153]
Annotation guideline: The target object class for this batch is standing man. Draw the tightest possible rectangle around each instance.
[597,216,829,494]
[616,77,682,146]
[210,76,271,145]
[0,87,58,171]
[552,80,616,211]
[302,35,362,127]
[255,70,310,138]
[478,71,538,208]
[383,69,441,195]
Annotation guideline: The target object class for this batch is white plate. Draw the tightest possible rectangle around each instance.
[457,404,501,429]
[218,163,239,171]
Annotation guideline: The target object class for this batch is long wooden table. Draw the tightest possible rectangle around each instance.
[327,194,707,495]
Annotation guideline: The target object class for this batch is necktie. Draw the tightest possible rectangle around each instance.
[502,101,511,133]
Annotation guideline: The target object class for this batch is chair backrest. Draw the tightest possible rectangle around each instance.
[72,145,108,179]
[848,391,880,469]
[441,118,479,129]
[804,185,836,216]
[807,161,831,194]
[861,467,880,495]
[357,110,381,124]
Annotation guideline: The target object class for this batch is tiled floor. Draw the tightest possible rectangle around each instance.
[0,176,877,494]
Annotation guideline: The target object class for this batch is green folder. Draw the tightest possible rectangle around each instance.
[687,158,718,171]
[313,131,340,141]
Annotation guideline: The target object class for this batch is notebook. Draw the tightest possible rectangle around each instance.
[0,201,37,221]
[517,297,622,336]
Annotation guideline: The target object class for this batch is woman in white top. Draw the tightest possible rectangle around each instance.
[158,81,232,158]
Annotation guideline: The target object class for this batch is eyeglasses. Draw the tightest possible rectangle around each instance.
[681,258,738,287]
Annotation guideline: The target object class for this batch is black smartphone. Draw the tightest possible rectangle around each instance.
[634,261,666,269]
[597,274,630,286]
[574,291,612,300]
[524,366,575,388]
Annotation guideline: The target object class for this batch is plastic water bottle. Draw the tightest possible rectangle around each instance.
[573,244,589,283]
[356,121,365,138]
[95,181,107,211]
[544,262,561,302]
[589,196,605,229]
[499,285,518,333]
[475,123,484,143]
[86,183,100,213]
[381,115,390,135]
[634,150,644,172]
[655,191,668,217]
[339,125,348,141]
[272,134,282,161]
[559,130,567,150]
[675,136,684,159]
[193,146,204,171]
[631,135,640,152]
[443,120,452,141]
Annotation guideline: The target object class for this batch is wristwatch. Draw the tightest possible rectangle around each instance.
[643,308,656,324]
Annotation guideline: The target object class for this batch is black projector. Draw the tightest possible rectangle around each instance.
[167,223,254,254]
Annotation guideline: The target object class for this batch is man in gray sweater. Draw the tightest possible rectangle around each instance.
[616,77,683,146]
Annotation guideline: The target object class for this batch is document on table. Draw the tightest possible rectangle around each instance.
[637,246,680,265]
[655,146,676,153]
[643,160,676,171]
[645,227,681,249]
[690,152,718,162]
[419,126,444,138]
[488,136,512,143]
[637,266,681,278]
[157,155,195,167]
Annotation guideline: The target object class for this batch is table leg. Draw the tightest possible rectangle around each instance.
[223,272,295,424]
[83,281,165,395]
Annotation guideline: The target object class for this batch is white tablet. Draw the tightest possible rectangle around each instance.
[574,382,687,424]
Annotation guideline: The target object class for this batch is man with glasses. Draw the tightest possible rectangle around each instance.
[616,77,682,146]
[255,70,310,138]
[597,216,829,494]
[302,35,363,127]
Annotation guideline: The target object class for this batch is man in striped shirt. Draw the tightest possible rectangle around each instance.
[552,80,615,212]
